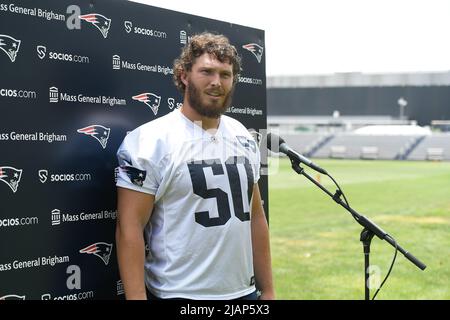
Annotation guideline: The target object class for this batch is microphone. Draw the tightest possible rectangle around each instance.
[266,133,328,175]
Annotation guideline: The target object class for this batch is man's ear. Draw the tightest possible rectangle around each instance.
[180,70,189,87]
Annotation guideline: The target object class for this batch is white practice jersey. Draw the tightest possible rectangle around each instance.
[116,108,261,299]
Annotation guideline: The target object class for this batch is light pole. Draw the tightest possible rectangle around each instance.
[397,97,408,120]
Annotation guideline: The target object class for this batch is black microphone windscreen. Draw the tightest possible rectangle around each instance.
[266,133,285,151]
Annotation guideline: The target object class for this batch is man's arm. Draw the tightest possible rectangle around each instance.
[116,187,154,300]
[251,183,275,300]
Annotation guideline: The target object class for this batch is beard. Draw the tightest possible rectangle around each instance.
[186,79,234,119]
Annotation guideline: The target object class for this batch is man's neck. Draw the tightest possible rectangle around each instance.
[180,103,221,131]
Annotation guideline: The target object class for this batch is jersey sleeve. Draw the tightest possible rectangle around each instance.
[116,130,161,195]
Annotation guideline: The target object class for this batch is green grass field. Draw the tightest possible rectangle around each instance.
[268,158,450,300]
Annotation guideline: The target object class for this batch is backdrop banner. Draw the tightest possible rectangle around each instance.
[0,0,267,300]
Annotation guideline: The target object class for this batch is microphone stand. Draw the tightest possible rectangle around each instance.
[288,158,426,300]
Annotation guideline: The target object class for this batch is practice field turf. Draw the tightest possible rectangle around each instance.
[268,158,450,300]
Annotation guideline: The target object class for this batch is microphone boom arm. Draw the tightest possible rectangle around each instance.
[289,158,426,271]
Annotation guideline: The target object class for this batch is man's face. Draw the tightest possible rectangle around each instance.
[183,53,234,118]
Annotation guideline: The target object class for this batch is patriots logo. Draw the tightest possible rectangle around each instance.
[237,136,257,153]
[0,294,26,300]
[120,160,146,187]
[132,92,161,115]
[248,129,262,147]
[0,34,21,62]
[77,125,111,149]
[79,242,113,265]
[79,13,111,39]
[242,43,264,63]
[0,166,23,193]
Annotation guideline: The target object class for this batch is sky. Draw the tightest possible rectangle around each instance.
[130,0,450,77]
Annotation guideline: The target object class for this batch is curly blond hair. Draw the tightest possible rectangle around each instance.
[173,32,242,93]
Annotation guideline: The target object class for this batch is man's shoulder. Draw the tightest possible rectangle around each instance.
[130,110,180,137]
[119,111,182,161]
[221,114,253,138]
[120,110,183,155]
[222,114,247,130]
